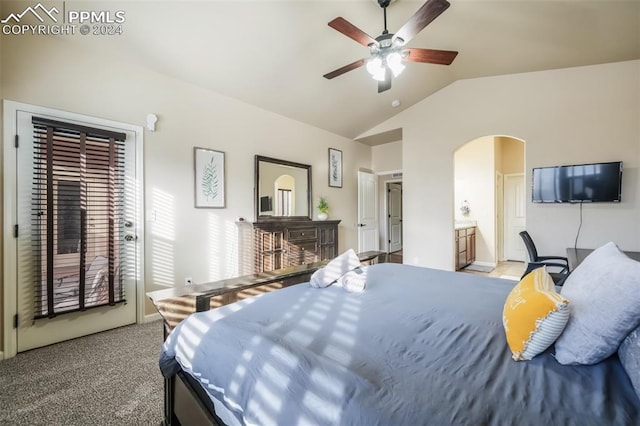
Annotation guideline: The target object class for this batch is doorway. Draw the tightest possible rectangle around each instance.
[357,171,379,252]
[387,181,403,253]
[453,135,525,269]
[3,101,145,358]
[504,173,526,261]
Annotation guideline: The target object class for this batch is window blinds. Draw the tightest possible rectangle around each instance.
[31,117,127,318]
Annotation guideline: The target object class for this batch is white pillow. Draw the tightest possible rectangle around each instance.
[554,242,640,365]
[619,325,640,400]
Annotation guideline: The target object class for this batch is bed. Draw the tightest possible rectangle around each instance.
[159,262,640,425]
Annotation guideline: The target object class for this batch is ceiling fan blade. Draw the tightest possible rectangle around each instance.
[393,0,450,45]
[323,59,367,80]
[378,73,392,93]
[404,48,458,65]
[328,17,378,47]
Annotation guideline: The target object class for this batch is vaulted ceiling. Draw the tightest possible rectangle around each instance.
[5,0,640,140]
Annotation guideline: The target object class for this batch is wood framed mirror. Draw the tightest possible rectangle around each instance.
[255,155,312,221]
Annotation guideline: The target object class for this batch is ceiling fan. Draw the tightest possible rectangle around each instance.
[323,0,458,93]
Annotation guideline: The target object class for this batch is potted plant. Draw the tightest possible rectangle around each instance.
[317,196,329,220]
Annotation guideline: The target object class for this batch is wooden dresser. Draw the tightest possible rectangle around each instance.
[253,220,340,272]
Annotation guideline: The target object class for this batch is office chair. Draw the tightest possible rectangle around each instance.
[519,231,570,286]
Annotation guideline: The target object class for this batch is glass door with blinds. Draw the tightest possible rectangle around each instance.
[15,111,139,352]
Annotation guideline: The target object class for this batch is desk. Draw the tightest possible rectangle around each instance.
[567,247,640,270]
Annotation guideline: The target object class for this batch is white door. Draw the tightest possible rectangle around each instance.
[12,108,140,352]
[504,173,526,261]
[387,182,402,252]
[357,171,379,252]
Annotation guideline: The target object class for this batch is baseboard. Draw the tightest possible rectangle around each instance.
[144,313,161,323]
[0,351,4,361]
[472,261,497,268]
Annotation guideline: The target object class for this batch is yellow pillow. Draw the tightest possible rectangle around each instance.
[503,267,570,361]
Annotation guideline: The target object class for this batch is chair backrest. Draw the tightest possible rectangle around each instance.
[519,231,539,262]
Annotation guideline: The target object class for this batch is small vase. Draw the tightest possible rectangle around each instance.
[317,212,328,221]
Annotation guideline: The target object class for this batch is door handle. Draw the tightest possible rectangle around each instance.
[357,224,366,227]
[124,234,137,242]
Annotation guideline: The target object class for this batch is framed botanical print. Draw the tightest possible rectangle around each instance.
[194,147,225,208]
[328,148,343,188]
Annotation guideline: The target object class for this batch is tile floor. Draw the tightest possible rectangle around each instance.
[462,260,526,279]
[384,251,524,280]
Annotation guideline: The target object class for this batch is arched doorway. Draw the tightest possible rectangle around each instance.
[453,135,525,275]
[274,174,295,216]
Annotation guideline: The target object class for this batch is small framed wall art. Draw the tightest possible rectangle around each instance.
[328,148,343,188]
[194,147,225,208]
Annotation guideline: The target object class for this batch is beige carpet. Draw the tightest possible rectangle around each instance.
[0,321,164,425]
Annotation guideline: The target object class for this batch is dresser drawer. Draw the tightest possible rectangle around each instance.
[287,227,317,241]
[289,240,318,253]
[287,241,318,266]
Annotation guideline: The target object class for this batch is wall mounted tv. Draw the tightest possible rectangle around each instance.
[532,161,622,203]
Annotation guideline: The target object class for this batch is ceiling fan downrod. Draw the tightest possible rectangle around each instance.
[380,0,390,34]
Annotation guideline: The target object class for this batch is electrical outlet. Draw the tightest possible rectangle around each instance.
[185,277,193,286]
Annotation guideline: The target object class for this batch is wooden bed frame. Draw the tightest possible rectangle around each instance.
[148,251,386,426]
[166,372,221,425]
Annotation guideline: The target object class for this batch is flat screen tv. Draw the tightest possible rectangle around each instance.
[259,195,272,212]
[532,161,622,203]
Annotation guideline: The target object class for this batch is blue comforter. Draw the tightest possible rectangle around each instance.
[160,263,640,425]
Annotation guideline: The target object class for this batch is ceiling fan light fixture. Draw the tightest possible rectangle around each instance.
[371,67,387,82]
[366,57,387,81]
[386,51,405,77]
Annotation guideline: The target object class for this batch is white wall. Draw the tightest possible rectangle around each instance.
[372,140,402,172]
[361,61,640,270]
[1,35,371,319]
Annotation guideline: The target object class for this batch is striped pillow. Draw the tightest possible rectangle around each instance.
[503,267,570,361]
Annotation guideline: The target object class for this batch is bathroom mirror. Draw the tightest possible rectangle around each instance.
[255,155,312,221]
